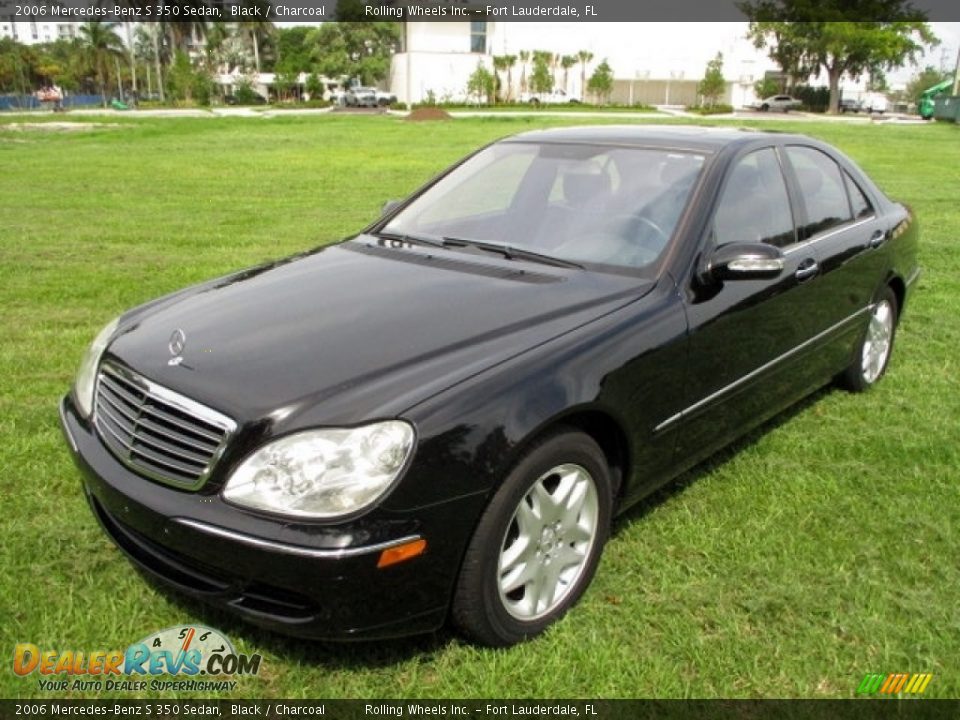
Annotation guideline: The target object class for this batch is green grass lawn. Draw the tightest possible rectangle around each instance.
[1,113,958,699]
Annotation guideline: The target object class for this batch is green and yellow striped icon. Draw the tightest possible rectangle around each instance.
[857,672,933,695]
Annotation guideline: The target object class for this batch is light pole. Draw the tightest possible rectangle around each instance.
[953,46,959,96]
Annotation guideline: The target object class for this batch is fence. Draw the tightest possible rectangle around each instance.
[0,94,107,111]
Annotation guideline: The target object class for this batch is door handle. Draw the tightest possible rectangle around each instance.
[795,259,819,281]
[870,230,887,248]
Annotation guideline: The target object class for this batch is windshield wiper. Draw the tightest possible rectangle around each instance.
[372,230,446,249]
[441,237,583,269]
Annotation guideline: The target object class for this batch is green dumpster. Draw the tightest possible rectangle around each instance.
[933,96,960,122]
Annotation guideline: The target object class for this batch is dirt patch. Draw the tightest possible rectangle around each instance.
[405,107,452,122]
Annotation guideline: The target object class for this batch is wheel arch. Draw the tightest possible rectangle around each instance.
[886,273,906,320]
[504,406,632,509]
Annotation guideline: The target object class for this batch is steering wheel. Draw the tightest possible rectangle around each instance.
[631,213,668,245]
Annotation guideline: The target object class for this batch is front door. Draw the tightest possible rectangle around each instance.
[666,145,826,468]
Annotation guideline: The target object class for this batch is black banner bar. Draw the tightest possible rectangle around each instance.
[0,0,959,22]
[2,700,960,720]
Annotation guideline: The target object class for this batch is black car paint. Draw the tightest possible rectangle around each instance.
[61,127,919,639]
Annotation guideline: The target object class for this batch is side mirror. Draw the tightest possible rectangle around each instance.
[381,199,402,216]
[704,242,784,283]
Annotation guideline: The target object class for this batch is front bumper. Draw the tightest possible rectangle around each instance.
[60,396,483,640]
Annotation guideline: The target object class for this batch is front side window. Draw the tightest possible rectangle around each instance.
[383,142,705,270]
[713,148,795,248]
[786,146,852,237]
[470,21,487,53]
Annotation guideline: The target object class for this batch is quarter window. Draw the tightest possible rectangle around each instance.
[786,146,852,237]
[714,148,795,248]
[844,172,874,219]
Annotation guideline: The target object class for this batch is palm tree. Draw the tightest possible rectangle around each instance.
[78,21,125,107]
[503,54,516,102]
[561,55,577,95]
[518,50,530,95]
[203,23,229,70]
[492,55,511,103]
[236,1,274,74]
[577,50,593,100]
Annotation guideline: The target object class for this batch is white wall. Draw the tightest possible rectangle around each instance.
[391,52,494,104]
[392,22,779,105]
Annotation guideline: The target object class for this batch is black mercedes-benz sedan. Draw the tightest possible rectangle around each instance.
[60,126,919,647]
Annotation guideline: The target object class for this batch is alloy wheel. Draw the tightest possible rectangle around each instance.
[497,463,599,621]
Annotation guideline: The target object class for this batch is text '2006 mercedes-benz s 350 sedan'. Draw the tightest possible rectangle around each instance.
[61,126,919,647]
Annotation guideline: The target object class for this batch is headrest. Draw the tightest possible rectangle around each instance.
[563,172,612,207]
[795,166,823,196]
[660,158,699,187]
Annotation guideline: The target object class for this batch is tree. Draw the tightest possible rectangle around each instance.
[167,49,211,104]
[754,75,781,98]
[78,21,125,107]
[561,55,577,94]
[274,26,312,75]
[866,69,889,92]
[274,68,299,101]
[308,22,399,85]
[587,59,614,104]
[503,55,517,102]
[577,50,593,99]
[517,50,530,94]
[492,55,512,102]
[530,50,553,96]
[305,72,324,101]
[466,61,495,104]
[698,52,727,107]
[739,2,938,113]
[904,65,949,105]
[237,19,273,73]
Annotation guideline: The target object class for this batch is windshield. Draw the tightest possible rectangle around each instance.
[382,142,705,270]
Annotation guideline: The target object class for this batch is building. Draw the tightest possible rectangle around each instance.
[0,20,79,44]
[390,21,778,107]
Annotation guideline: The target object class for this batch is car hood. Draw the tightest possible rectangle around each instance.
[106,237,653,429]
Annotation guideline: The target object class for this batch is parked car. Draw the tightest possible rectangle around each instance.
[862,94,888,114]
[839,98,863,113]
[374,89,397,107]
[345,86,382,108]
[224,93,266,106]
[520,89,581,104]
[754,94,802,112]
[62,126,918,647]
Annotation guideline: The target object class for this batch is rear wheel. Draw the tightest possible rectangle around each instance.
[841,286,898,392]
[452,430,612,646]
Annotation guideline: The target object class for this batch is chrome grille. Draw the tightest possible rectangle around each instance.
[94,363,236,490]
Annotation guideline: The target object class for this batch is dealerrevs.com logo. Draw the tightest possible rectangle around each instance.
[14,626,262,693]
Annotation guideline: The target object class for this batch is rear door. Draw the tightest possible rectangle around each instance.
[780,144,886,376]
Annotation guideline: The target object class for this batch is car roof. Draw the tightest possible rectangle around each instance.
[504,125,804,154]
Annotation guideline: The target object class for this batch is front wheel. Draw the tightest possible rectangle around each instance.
[452,430,612,646]
[841,287,898,392]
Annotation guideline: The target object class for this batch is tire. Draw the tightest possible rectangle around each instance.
[761,103,770,111]
[452,429,613,646]
[840,286,898,392]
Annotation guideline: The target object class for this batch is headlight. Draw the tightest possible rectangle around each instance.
[74,316,120,419]
[222,421,416,519]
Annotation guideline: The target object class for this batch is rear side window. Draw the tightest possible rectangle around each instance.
[844,172,874,219]
[713,148,795,248]
[786,146,852,237]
